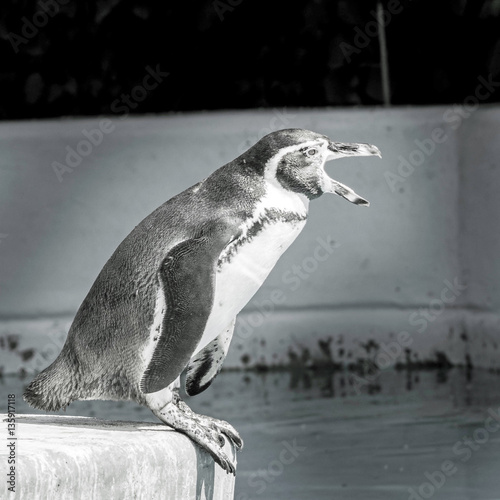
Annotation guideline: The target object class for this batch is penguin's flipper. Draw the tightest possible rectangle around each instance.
[185,318,235,396]
[141,233,231,394]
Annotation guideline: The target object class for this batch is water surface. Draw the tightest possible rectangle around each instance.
[2,367,500,499]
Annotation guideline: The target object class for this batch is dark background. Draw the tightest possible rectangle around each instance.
[0,0,500,120]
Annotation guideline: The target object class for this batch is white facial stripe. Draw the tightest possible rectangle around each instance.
[263,138,330,202]
[263,139,328,182]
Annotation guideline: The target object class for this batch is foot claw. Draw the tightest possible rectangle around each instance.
[225,431,243,450]
[153,398,239,474]
[204,442,236,475]
[219,422,244,450]
[211,419,244,450]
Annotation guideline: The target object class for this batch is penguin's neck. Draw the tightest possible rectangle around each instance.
[246,178,309,241]
[218,179,308,268]
[260,173,310,218]
[261,149,311,216]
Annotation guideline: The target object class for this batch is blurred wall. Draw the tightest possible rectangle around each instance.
[0,106,499,373]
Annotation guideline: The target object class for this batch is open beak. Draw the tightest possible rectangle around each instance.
[323,141,382,207]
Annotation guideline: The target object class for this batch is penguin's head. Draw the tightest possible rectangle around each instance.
[250,129,381,206]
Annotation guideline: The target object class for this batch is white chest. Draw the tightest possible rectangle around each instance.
[195,185,309,354]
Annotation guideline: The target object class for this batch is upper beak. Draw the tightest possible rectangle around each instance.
[328,141,382,159]
[323,141,382,207]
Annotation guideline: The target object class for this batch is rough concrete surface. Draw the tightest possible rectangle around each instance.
[0,414,236,500]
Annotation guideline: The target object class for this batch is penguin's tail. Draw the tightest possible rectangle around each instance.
[23,347,80,411]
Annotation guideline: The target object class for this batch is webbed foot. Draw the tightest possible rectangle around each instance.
[153,396,240,474]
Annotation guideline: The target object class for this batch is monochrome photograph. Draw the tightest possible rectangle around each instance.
[1,1,500,499]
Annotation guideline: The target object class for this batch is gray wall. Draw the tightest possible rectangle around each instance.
[1,106,499,373]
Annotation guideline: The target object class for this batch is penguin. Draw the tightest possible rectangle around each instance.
[24,128,381,474]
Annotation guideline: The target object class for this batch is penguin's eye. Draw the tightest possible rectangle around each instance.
[305,148,317,157]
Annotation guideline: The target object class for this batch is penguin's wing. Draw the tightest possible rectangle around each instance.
[141,230,234,394]
[185,318,235,396]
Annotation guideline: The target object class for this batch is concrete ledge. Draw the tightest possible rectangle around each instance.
[0,414,236,500]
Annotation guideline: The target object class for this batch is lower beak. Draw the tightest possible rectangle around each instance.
[323,141,382,207]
